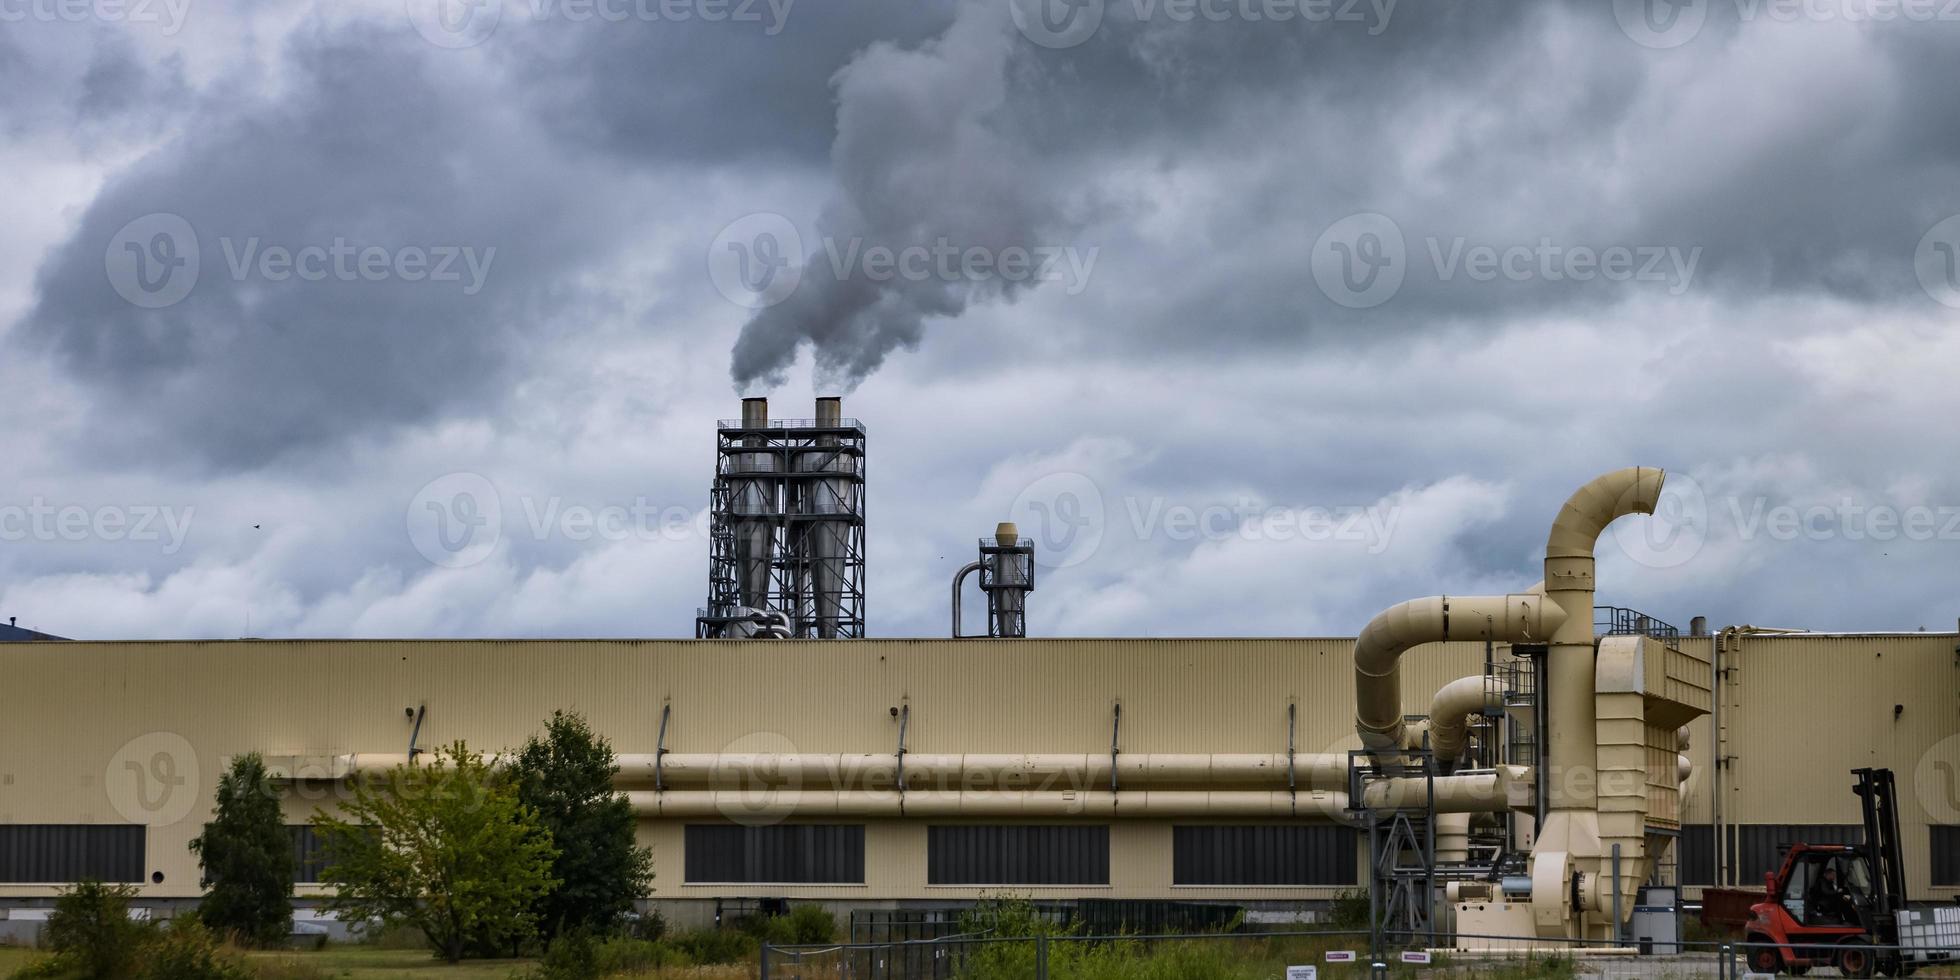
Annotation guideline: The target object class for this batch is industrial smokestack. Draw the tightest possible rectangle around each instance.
[805,397,850,638]
[733,397,775,612]
[700,398,865,639]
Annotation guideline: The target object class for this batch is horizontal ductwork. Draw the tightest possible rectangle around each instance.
[620,769,1522,823]
[1354,592,1564,752]
[310,752,1355,789]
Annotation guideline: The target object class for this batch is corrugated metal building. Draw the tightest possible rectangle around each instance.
[0,632,1953,916]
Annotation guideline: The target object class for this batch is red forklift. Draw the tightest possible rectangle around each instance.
[1743,768,1955,977]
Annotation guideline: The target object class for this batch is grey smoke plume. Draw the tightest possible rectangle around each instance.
[729,0,1079,391]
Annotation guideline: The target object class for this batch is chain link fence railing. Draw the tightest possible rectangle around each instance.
[761,927,1960,980]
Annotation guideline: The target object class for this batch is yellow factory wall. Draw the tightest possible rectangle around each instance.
[3,633,1953,903]
[0,637,1484,899]
[1674,633,1960,900]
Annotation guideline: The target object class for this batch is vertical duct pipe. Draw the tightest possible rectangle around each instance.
[808,396,848,638]
[1530,465,1664,939]
[733,397,775,613]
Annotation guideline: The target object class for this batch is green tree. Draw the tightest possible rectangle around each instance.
[507,711,653,939]
[313,741,558,962]
[189,752,295,945]
[41,880,150,980]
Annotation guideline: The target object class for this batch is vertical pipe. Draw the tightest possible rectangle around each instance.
[810,397,846,638]
[734,398,775,612]
[1611,843,1623,945]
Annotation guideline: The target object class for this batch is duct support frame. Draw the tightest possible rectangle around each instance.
[697,398,867,639]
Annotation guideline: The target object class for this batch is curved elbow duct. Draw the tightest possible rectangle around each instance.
[950,561,984,638]
[1540,466,1664,812]
[1354,593,1565,752]
[1428,674,1505,770]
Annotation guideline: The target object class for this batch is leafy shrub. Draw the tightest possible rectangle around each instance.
[785,905,837,945]
[140,918,253,980]
[42,880,151,980]
[668,927,755,965]
[23,901,254,980]
[531,928,600,980]
[624,908,666,942]
[592,936,691,974]
[1326,889,1370,930]
[520,931,695,980]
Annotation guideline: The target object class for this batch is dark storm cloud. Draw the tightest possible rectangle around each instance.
[725,0,1960,384]
[0,26,185,140]
[25,25,632,470]
[504,0,957,166]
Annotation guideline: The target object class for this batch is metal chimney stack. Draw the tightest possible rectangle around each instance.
[698,397,866,639]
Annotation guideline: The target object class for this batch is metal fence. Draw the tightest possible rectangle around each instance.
[761,927,1958,979]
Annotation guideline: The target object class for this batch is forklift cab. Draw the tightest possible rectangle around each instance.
[1773,847,1874,928]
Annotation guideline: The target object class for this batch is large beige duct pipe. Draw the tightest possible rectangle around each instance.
[1541,466,1663,811]
[622,772,1519,823]
[329,752,1358,789]
[1428,674,1505,769]
[1531,466,1664,940]
[1355,594,1565,752]
[627,789,1365,824]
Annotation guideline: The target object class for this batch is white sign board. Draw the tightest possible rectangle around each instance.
[1325,950,1357,962]
[1285,967,1318,980]
[1400,950,1433,964]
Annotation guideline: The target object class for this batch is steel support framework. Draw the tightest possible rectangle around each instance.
[696,416,867,639]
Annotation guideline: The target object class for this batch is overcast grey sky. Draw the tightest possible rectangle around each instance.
[3,0,1959,640]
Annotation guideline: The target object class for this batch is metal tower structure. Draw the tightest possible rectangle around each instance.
[696,397,866,639]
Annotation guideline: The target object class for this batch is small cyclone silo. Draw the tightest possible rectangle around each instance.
[951,523,1035,638]
[985,522,1035,637]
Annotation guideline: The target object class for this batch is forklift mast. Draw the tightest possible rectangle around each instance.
[1852,767,1908,915]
